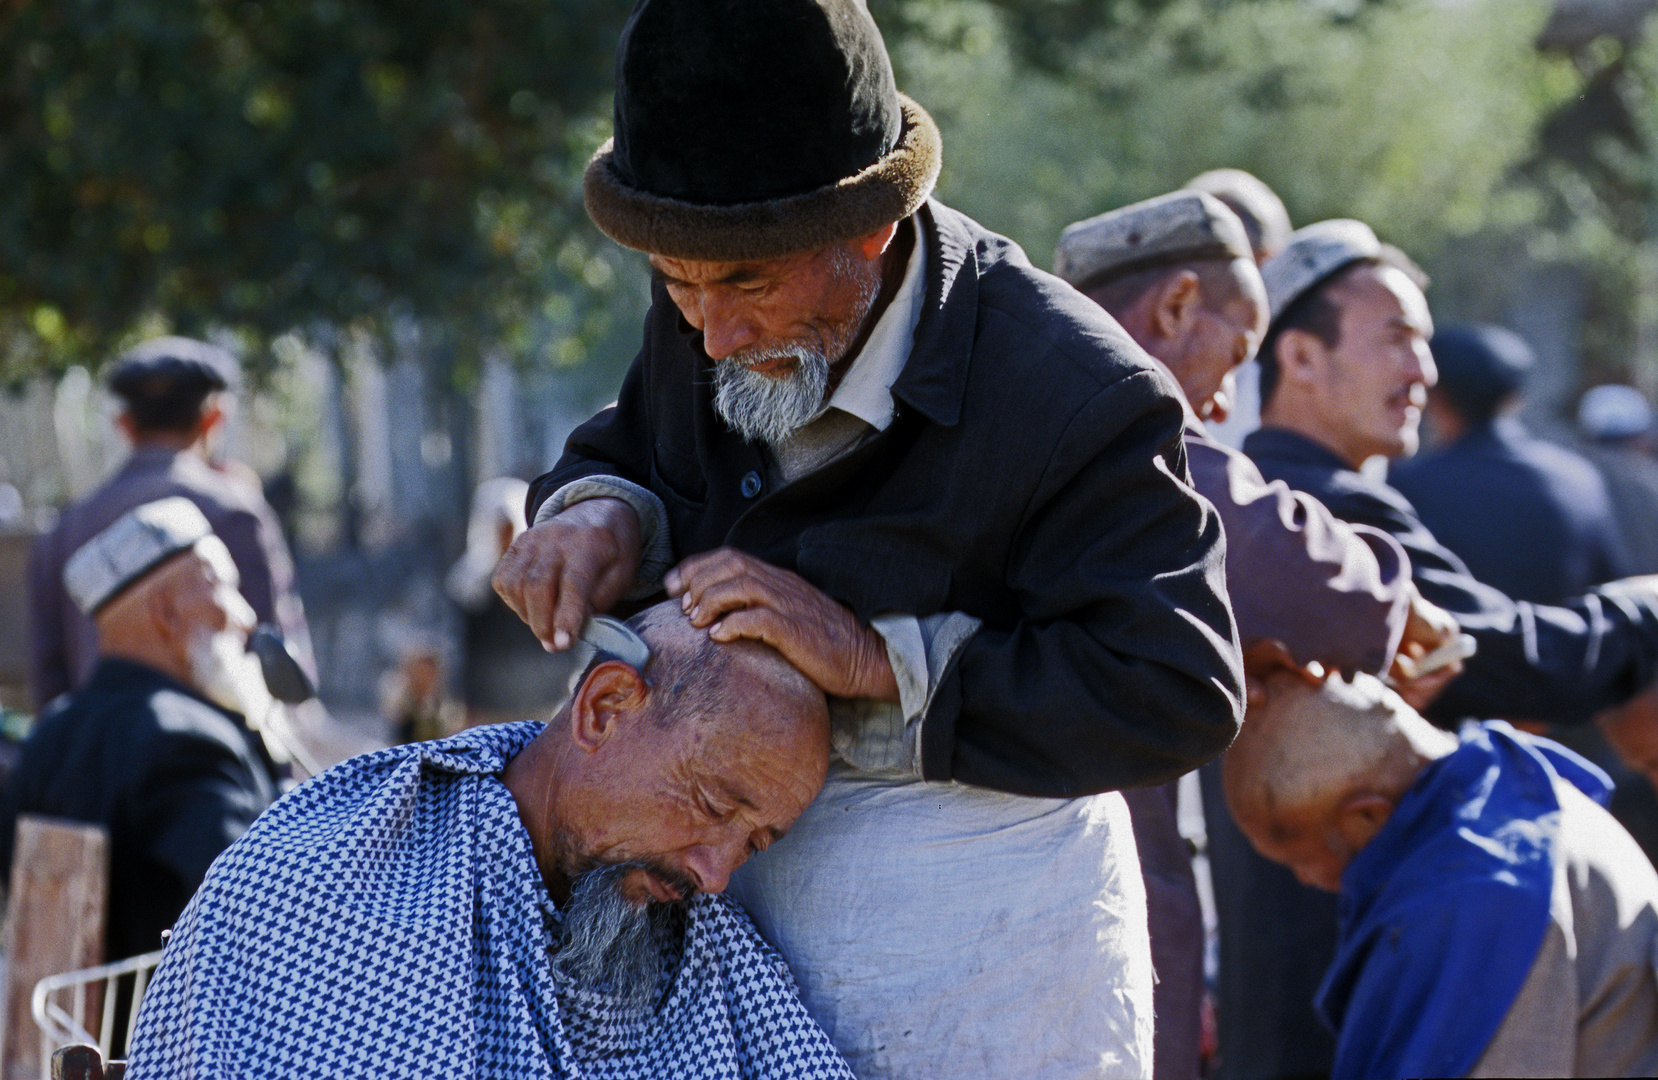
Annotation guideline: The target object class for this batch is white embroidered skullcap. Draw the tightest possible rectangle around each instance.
[64,497,213,615]
[1261,219,1382,323]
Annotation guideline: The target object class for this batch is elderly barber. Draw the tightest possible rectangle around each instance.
[492,1,1243,1075]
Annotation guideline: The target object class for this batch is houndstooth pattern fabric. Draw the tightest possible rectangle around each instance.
[124,721,856,1079]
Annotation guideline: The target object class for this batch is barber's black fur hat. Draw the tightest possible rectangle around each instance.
[584,0,942,262]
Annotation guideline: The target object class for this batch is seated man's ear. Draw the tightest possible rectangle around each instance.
[569,661,650,752]
[1334,792,1395,856]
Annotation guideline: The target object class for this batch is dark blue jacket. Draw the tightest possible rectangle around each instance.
[1245,426,1658,725]
[1391,417,1628,605]
[0,659,278,959]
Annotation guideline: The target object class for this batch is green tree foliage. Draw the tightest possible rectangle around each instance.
[0,0,632,382]
[887,0,1575,274]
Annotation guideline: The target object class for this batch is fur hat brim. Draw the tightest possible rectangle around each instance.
[584,94,942,262]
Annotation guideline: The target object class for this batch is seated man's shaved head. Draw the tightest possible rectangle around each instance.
[1224,672,1455,891]
[505,599,830,904]
[502,600,828,1013]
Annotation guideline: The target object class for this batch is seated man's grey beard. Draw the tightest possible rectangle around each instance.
[551,861,682,1015]
[712,248,883,445]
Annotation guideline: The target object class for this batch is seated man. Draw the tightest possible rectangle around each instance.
[126,602,854,1079]
[0,497,280,961]
[1225,669,1658,1079]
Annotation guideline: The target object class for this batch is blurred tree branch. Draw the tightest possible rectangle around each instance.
[0,0,632,383]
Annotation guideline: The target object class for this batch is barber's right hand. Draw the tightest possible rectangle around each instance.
[492,496,642,651]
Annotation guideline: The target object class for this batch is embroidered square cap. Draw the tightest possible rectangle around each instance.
[1054,190,1253,293]
[65,497,213,615]
[1261,219,1382,323]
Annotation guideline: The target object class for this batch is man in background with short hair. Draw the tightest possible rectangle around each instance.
[27,336,312,711]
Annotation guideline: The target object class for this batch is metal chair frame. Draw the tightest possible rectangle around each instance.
[30,950,162,1079]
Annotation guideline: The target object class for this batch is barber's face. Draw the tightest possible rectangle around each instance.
[1303,265,1436,465]
[561,684,827,905]
[650,244,879,368]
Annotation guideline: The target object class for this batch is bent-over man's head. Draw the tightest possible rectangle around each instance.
[580,0,942,446]
[63,497,264,716]
[1056,190,1268,423]
[1223,670,1456,891]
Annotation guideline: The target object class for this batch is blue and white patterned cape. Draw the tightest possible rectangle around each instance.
[125,721,856,1079]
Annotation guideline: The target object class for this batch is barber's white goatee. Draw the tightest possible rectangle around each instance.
[713,346,831,445]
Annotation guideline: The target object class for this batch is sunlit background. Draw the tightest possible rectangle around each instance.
[3,0,1655,723]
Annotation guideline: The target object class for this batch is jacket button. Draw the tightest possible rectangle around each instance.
[740,471,763,499]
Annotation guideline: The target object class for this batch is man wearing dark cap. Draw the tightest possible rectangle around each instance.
[26,336,312,712]
[1392,324,1628,605]
[492,2,1244,1074]
[1236,218,1658,1079]
[1056,191,1458,1080]
[1,498,280,962]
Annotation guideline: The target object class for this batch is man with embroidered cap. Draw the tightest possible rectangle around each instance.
[1249,220,1658,728]
[27,335,313,712]
[1225,668,1658,1079]
[127,602,856,1079]
[0,497,280,962]
[1055,190,1460,1079]
[491,1,1245,1075]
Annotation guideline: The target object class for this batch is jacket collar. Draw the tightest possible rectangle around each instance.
[1241,426,1354,473]
[889,199,981,428]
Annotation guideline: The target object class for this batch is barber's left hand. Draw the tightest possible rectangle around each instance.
[666,547,900,702]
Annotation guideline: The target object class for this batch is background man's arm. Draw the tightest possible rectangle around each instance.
[1330,486,1658,724]
[1189,436,1413,676]
[138,724,272,899]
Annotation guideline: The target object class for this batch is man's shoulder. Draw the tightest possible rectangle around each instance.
[977,263,1154,383]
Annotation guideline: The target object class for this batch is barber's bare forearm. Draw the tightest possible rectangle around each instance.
[491,497,642,650]
[667,547,900,702]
